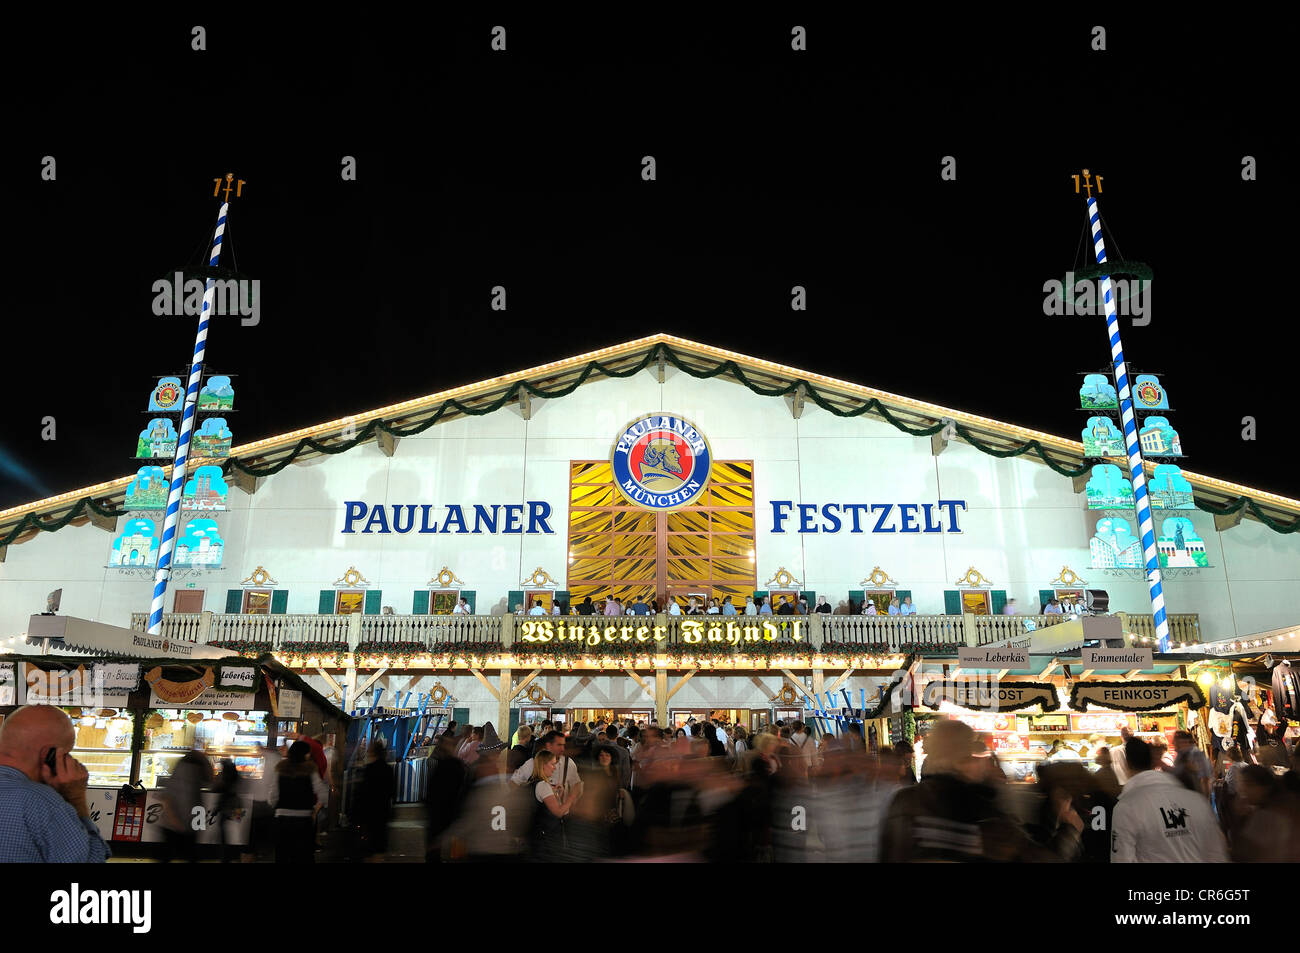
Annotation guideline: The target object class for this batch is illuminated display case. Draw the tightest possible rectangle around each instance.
[140,709,269,789]
[62,707,135,788]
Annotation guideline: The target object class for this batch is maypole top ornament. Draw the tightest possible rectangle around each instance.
[213,173,246,202]
[1071,168,1103,198]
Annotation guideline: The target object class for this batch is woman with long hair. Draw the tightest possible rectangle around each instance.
[527,750,571,861]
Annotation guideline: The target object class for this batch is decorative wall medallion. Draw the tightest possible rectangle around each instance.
[954,567,993,588]
[764,568,803,589]
[334,566,370,589]
[241,566,278,588]
[1050,566,1087,587]
[521,567,558,589]
[860,567,898,589]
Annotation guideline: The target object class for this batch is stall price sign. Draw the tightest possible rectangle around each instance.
[989,732,1028,754]
[112,796,146,843]
[279,688,303,718]
[0,662,14,705]
[87,789,118,842]
[1071,713,1135,733]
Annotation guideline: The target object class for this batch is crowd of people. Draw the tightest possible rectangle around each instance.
[3,702,1297,863]
[418,712,1300,862]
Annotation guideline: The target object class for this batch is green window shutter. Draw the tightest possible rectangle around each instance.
[271,590,289,615]
[944,590,961,615]
[412,590,430,615]
[848,589,865,612]
[799,590,816,609]
[507,590,525,613]
[225,589,243,614]
[752,590,768,601]
[1038,589,1056,612]
[991,590,1007,615]
[508,708,520,745]
[319,590,335,614]
[896,590,912,609]
[555,591,569,613]
[460,590,476,613]
[364,590,383,615]
[452,707,470,730]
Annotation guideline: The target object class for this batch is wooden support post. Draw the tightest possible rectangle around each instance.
[498,670,512,740]
[353,668,388,700]
[655,669,668,727]
[1037,658,1060,680]
[931,431,948,456]
[315,667,342,697]
[344,667,357,712]
[779,670,813,701]
[1213,510,1244,532]
[0,545,7,563]
[376,429,399,457]
[509,669,543,703]
[517,390,533,420]
[656,353,666,383]
[1072,472,1090,494]
[824,668,856,697]
[1079,670,1095,681]
[962,612,979,646]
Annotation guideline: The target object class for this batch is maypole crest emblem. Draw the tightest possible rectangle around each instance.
[611,413,712,511]
[213,173,246,202]
[1071,168,1103,198]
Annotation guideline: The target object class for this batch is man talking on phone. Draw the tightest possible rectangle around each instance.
[0,706,110,862]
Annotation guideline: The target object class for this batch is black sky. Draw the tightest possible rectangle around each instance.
[4,13,1293,509]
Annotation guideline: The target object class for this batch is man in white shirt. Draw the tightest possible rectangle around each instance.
[1111,737,1227,862]
[528,599,547,616]
[744,597,757,616]
[668,600,682,616]
[452,598,471,614]
[510,730,583,803]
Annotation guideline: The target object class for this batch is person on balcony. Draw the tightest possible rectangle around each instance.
[862,601,878,616]
[668,599,682,616]
[777,597,795,616]
[758,597,773,616]
[901,596,917,616]
[888,598,901,616]
[1002,600,1018,615]
[1044,599,1063,615]
[528,599,547,617]
[453,597,471,614]
[814,595,832,614]
[722,598,737,616]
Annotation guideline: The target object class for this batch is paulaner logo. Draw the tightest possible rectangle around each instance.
[50,883,151,933]
[612,414,712,511]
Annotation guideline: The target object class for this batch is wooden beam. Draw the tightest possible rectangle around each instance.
[376,430,399,457]
[1072,472,1090,494]
[516,390,533,420]
[666,668,698,701]
[469,668,500,699]
[87,507,117,534]
[0,545,6,563]
[315,667,342,696]
[623,668,656,701]
[655,354,666,384]
[655,669,668,726]
[931,432,948,456]
[231,469,262,495]
[508,668,543,702]
[1123,668,1143,680]
[1038,658,1060,679]
[354,668,387,699]
[1078,670,1095,681]
[996,669,1009,680]
[779,669,814,701]
[1214,509,1244,532]
[824,668,856,697]
[786,383,807,419]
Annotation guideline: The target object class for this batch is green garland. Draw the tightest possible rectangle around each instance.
[209,639,273,660]
[277,641,349,667]
[6,342,1297,547]
[354,640,427,667]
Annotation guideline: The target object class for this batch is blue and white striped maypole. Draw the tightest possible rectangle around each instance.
[1080,172,1170,652]
[147,180,237,636]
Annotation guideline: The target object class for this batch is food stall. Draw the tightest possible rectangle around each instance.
[0,653,349,852]
[908,650,1207,782]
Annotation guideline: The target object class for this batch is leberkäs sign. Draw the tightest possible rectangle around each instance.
[770,500,968,533]
[343,501,556,535]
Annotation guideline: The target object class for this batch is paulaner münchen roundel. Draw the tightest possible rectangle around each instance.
[611,413,713,511]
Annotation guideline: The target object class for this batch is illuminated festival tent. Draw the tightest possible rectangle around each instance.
[1,334,1299,742]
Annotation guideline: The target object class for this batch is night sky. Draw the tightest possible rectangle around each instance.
[5,13,1292,510]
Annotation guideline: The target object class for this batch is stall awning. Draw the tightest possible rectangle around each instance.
[26,614,235,661]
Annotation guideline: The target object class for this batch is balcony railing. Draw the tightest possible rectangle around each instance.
[823,614,965,651]
[127,608,1202,655]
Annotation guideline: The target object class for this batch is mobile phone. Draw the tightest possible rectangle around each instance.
[44,748,59,773]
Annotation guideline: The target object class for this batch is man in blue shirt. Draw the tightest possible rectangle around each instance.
[0,705,110,862]
[901,597,917,616]
[722,599,737,616]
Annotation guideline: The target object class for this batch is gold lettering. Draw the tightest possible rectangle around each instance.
[587,631,601,648]
[653,626,667,642]
[762,621,779,642]
[521,621,539,642]
[725,621,742,645]
[792,621,802,641]
[682,620,704,644]
[743,625,761,642]
[706,624,723,643]
[605,626,619,643]
[635,626,649,642]
[620,625,634,641]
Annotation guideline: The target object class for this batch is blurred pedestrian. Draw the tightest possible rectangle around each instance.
[1112,737,1227,863]
[358,739,395,861]
[271,740,327,863]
